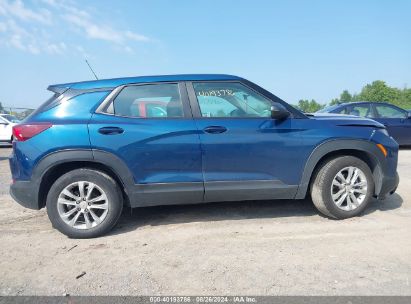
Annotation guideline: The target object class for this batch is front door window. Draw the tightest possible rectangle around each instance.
[192,82,272,118]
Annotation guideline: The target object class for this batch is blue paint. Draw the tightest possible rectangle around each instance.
[10,75,399,199]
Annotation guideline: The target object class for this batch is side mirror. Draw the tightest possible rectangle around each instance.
[407,112,411,119]
[271,103,290,120]
[0,121,8,125]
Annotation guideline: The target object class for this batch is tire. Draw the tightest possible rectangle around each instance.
[46,168,123,238]
[310,156,375,219]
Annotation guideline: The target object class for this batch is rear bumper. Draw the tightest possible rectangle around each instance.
[377,172,399,200]
[10,180,40,210]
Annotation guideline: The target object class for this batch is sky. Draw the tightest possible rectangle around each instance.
[0,0,410,108]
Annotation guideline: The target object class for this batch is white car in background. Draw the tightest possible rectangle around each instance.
[0,114,20,144]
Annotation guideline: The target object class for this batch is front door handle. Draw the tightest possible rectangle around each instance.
[98,126,124,135]
[203,126,227,134]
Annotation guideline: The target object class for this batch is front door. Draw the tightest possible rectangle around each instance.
[88,82,203,206]
[187,81,303,202]
[373,103,411,145]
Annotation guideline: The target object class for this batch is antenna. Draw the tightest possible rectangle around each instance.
[85,59,99,80]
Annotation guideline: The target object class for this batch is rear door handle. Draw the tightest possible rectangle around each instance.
[98,126,124,135]
[203,126,227,134]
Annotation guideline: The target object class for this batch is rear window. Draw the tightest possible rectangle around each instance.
[41,93,61,109]
[28,93,62,117]
[316,105,340,113]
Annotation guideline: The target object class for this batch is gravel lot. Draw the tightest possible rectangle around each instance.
[0,145,410,296]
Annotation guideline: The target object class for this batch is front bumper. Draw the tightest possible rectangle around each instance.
[10,180,41,210]
[377,171,399,200]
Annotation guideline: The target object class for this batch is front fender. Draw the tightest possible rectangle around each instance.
[295,139,386,199]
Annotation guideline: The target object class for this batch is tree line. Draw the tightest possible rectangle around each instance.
[295,80,411,113]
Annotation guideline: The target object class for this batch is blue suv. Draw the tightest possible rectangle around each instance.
[9,75,399,238]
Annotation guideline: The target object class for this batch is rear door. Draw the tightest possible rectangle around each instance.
[373,103,411,145]
[88,82,204,206]
[186,81,303,202]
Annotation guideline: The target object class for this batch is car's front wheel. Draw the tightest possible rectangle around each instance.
[46,168,123,238]
[310,156,375,219]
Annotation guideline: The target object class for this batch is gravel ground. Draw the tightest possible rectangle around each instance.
[0,145,410,296]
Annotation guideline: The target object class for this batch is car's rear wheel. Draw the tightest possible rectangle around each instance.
[310,156,374,219]
[46,168,123,238]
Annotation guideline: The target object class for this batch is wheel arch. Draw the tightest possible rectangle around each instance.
[295,139,386,199]
[34,149,135,208]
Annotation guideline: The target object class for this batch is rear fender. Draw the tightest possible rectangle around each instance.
[33,149,135,208]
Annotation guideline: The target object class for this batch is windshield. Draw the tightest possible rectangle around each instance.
[1,115,20,123]
[316,104,340,113]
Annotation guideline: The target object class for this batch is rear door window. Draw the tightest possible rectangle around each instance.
[375,104,407,118]
[112,83,184,118]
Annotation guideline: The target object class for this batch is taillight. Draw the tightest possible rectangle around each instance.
[12,123,52,141]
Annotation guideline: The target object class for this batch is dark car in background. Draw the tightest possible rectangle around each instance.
[318,102,411,145]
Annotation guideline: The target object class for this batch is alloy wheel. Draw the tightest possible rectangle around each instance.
[331,166,368,211]
[57,181,109,230]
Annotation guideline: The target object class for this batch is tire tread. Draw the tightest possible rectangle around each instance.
[310,156,374,219]
[46,168,123,238]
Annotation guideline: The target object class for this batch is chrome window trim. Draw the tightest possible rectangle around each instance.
[94,82,191,119]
